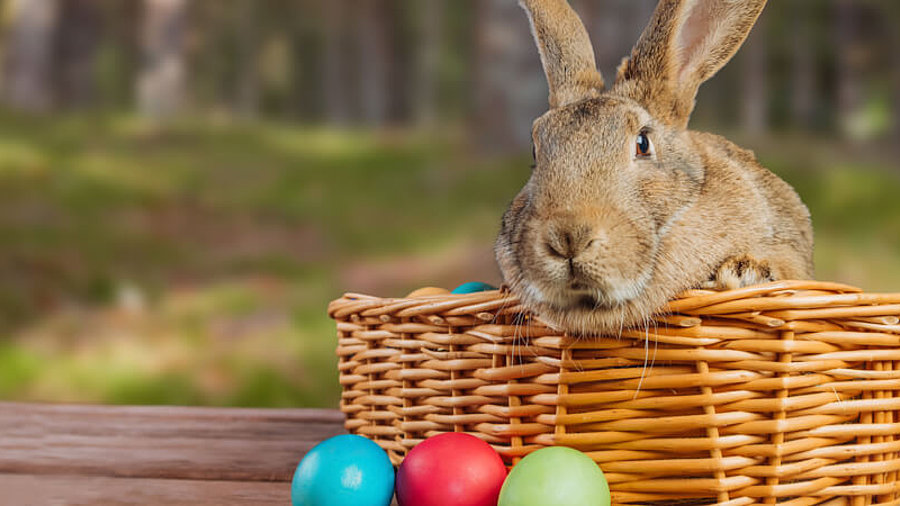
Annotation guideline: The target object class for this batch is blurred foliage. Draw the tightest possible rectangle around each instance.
[0,111,898,407]
[0,111,523,407]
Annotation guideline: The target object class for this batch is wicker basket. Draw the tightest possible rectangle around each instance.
[328,280,900,505]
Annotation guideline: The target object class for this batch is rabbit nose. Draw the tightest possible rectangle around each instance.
[545,225,595,260]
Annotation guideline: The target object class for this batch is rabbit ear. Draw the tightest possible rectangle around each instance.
[616,0,766,127]
[520,0,605,109]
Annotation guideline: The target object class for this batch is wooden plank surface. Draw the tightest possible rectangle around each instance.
[1,474,290,506]
[0,402,347,505]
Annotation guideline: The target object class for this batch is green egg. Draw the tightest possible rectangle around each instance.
[498,447,610,506]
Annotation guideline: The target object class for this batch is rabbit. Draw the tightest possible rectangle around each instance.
[495,0,814,335]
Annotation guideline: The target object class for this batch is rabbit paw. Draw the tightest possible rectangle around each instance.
[703,255,774,290]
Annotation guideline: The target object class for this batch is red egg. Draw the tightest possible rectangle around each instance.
[396,432,507,506]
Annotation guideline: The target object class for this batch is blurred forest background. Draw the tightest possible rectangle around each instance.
[0,0,898,408]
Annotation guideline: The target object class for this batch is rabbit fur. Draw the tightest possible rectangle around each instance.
[495,0,813,335]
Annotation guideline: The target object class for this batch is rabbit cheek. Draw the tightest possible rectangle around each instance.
[495,191,533,289]
[638,169,700,235]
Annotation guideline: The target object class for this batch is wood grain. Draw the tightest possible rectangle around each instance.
[0,402,348,505]
[1,474,289,506]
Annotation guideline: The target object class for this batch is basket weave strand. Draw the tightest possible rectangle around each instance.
[328,280,900,505]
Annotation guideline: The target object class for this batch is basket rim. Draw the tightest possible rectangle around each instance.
[329,279,900,327]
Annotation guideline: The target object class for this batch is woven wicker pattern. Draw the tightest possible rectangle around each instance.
[329,280,900,504]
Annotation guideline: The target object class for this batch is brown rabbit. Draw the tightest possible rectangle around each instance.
[495,0,813,335]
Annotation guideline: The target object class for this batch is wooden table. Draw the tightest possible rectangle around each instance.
[0,402,347,505]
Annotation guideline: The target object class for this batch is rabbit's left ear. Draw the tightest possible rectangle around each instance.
[616,0,766,128]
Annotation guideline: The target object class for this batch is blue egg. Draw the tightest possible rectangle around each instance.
[451,281,497,294]
[291,434,395,506]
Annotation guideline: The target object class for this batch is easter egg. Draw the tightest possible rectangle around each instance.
[291,434,395,506]
[451,281,496,294]
[498,447,610,506]
[406,286,451,298]
[396,432,507,506]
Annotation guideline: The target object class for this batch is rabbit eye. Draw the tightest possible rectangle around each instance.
[635,132,653,157]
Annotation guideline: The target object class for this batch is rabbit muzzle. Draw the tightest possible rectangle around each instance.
[517,206,657,312]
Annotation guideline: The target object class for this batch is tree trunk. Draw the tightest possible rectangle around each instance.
[137,0,188,119]
[581,0,655,86]
[461,0,481,125]
[235,0,259,119]
[584,0,620,80]
[2,0,59,113]
[322,0,351,125]
[789,0,815,130]
[895,52,900,148]
[54,0,102,109]
[414,0,443,127]
[890,3,900,147]
[96,2,140,110]
[739,9,768,135]
[473,0,544,152]
[835,0,863,138]
[292,0,321,121]
[633,0,657,30]
[356,0,390,126]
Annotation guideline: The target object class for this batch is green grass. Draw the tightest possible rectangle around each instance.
[0,111,528,407]
[0,111,897,407]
